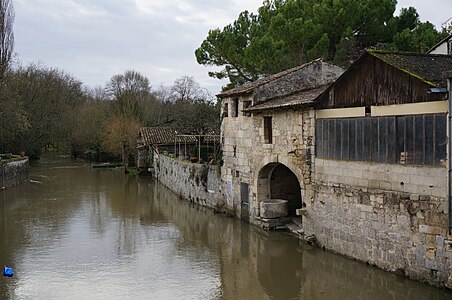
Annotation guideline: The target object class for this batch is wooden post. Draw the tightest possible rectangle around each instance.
[198,136,201,163]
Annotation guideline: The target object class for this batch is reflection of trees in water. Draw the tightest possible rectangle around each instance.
[1,158,452,300]
[0,159,99,298]
[134,180,452,300]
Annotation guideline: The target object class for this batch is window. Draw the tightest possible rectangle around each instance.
[232,98,239,117]
[264,116,272,144]
[243,101,252,117]
[223,103,229,117]
[315,113,447,166]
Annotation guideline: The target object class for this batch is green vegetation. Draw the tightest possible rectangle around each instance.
[0,153,24,164]
[0,67,220,163]
[196,0,451,89]
[1,0,449,164]
[0,0,220,164]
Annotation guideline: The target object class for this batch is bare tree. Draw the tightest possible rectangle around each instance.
[171,75,211,102]
[106,70,151,119]
[0,0,14,77]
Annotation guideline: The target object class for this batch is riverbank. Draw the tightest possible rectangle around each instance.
[153,153,227,212]
[0,157,29,189]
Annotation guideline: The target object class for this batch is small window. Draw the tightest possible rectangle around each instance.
[243,101,252,117]
[223,103,229,117]
[232,98,239,117]
[264,116,272,144]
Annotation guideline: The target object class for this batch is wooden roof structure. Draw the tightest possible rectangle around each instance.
[316,51,452,109]
[369,51,452,87]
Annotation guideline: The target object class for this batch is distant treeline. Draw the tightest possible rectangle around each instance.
[0,0,219,162]
[0,67,220,161]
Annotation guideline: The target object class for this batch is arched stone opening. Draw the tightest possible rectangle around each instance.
[257,163,302,217]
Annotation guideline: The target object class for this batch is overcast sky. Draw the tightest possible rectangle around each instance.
[13,0,452,94]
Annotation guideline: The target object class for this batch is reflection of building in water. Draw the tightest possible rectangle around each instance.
[218,51,452,287]
[255,233,302,300]
[146,183,452,299]
[3,160,451,299]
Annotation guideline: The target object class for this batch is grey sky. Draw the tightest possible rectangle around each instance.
[13,0,452,94]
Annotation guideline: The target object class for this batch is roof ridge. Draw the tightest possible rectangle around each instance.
[368,49,452,58]
[217,58,324,97]
[368,50,452,87]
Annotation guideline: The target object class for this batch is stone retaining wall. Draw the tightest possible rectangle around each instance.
[0,158,29,189]
[304,158,452,287]
[153,154,225,211]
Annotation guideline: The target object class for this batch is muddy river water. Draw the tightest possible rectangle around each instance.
[1,156,451,299]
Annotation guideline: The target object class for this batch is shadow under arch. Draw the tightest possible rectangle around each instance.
[257,162,302,216]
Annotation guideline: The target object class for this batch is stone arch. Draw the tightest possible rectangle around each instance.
[257,162,302,216]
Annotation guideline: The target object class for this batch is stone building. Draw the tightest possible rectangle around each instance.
[310,51,452,286]
[218,59,344,224]
[219,51,452,287]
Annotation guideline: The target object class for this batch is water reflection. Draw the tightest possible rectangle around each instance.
[0,156,451,300]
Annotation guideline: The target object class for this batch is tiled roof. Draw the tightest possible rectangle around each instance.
[203,135,220,143]
[139,127,177,145]
[139,127,219,146]
[245,85,328,112]
[176,134,219,143]
[217,59,322,98]
[369,51,452,87]
[174,135,199,143]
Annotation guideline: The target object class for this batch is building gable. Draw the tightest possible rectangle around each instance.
[316,51,452,109]
[428,33,452,55]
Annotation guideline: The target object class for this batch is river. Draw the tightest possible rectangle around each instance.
[0,156,451,299]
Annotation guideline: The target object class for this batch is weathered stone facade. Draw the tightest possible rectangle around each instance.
[303,52,452,287]
[218,53,452,288]
[222,107,315,220]
[0,158,29,189]
[153,154,225,210]
[220,60,343,222]
[306,159,452,286]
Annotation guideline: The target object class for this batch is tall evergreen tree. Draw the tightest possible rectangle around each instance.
[196,0,450,89]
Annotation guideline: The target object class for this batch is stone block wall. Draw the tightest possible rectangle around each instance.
[154,154,225,210]
[314,160,446,197]
[0,158,29,189]
[305,158,452,286]
[221,105,311,221]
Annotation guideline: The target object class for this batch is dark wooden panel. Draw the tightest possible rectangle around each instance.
[317,55,446,109]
